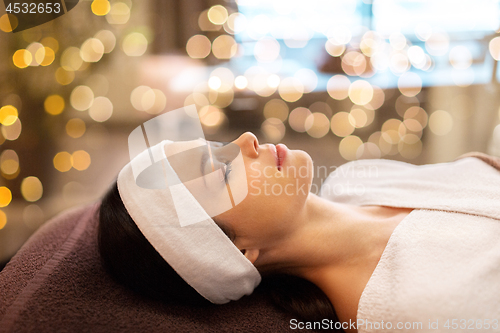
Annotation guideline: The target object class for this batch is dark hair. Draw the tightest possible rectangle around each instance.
[98,182,340,323]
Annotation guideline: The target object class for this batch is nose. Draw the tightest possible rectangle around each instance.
[233,132,259,158]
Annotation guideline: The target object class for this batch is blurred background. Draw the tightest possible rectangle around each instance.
[1,0,500,267]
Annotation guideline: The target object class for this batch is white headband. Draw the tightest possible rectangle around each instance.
[117,140,261,304]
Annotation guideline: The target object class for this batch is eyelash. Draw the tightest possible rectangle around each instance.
[221,161,232,184]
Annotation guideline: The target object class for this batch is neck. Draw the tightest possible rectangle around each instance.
[257,193,389,274]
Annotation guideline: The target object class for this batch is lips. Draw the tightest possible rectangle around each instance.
[276,144,288,171]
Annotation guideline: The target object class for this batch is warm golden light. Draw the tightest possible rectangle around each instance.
[264,99,289,122]
[89,97,113,122]
[55,67,75,85]
[53,152,73,172]
[13,49,32,69]
[0,14,17,32]
[305,113,330,139]
[261,118,285,143]
[325,39,346,57]
[81,38,105,62]
[72,150,91,171]
[91,0,110,16]
[288,107,312,133]
[94,30,116,53]
[21,177,43,202]
[70,86,94,111]
[234,75,248,89]
[44,95,65,115]
[278,77,304,102]
[106,2,130,24]
[339,136,363,161]
[212,35,237,59]
[208,5,228,25]
[331,112,355,137]
[130,85,155,112]
[61,47,83,71]
[0,105,18,126]
[348,80,373,105]
[41,37,59,53]
[36,47,55,66]
[489,37,500,61]
[122,32,148,57]
[66,118,86,138]
[1,118,22,141]
[429,110,453,136]
[1,149,19,176]
[0,210,6,230]
[0,186,12,207]
[186,35,211,59]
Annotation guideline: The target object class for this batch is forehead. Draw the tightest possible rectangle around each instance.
[165,138,207,156]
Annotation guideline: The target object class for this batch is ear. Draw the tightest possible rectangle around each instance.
[241,249,259,264]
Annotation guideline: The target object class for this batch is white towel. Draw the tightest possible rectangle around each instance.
[320,157,500,332]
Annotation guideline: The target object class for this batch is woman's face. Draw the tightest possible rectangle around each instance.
[215,132,313,251]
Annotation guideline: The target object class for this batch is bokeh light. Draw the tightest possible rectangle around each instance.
[199,105,226,131]
[89,96,113,122]
[339,136,363,161]
[327,75,350,100]
[0,210,6,230]
[263,99,289,122]
[449,45,472,70]
[21,177,43,202]
[278,77,304,102]
[106,2,131,24]
[348,80,373,105]
[186,35,211,59]
[208,5,228,25]
[254,37,280,63]
[81,38,105,62]
[398,72,422,97]
[122,32,148,57]
[72,150,91,171]
[61,47,83,71]
[13,49,32,69]
[234,75,248,89]
[305,113,330,138]
[44,95,65,115]
[66,118,86,138]
[1,118,22,141]
[0,187,12,208]
[294,69,318,93]
[55,67,75,85]
[261,118,285,143]
[1,149,20,178]
[94,30,116,53]
[331,112,355,137]
[53,152,72,172]
[70,86,94,111]
[429,110,453,136]
[212,35,237,59]
[91,0,110,16]
[0,105,18,126]
[489,37,500,60]
[288,107,312,133]
[0,14,18,32]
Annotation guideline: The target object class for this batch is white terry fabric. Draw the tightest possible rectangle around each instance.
[117,140,261,304]
[320,158,500,332]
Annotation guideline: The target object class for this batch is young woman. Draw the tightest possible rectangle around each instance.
[99,132,500,333]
